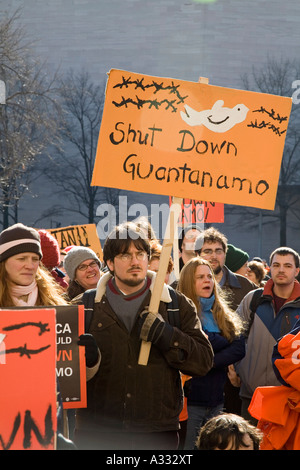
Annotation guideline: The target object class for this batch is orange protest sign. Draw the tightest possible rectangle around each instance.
[48,224,102,260]
[169,197,224,224]
[92,69,292,210]
[0,309,57,450]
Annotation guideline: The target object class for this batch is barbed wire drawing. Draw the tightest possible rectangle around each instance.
[3,321,50,336]
[247,106,289,136]
[0,343,51,359]
[112,75,188,113]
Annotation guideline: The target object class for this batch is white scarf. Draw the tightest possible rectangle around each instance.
[10,280,39,306]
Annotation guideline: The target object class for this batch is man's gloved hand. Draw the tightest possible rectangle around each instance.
[78,334,98,367]
[138,310,174,351]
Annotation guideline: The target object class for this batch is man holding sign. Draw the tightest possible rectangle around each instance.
[74,221,213,450]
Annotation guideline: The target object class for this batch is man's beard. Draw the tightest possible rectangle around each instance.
[213,265,222,275]
[114,272,145,288]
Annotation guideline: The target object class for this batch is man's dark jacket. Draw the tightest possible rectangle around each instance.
[76,272,214,434]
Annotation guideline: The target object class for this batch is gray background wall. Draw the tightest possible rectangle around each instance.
[1,0,300,259]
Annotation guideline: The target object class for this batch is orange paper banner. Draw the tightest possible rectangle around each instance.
[92,69,292,210]
[169,197,224,224]
[48,224,102,260]
[0,309,57,450]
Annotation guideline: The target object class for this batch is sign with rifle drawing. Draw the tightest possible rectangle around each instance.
[0,309,57,450]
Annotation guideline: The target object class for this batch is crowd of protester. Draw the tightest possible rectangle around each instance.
[1,218,299,450]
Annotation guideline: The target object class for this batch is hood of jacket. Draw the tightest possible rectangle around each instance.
[94,270,172,304]
[263,278,300,303]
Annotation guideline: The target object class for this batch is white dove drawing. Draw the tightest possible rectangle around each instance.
[180,100,249,133]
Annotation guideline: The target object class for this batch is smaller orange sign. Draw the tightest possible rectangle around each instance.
[0,309,57,450]
[169,197,224,224]
[48,224,102,260]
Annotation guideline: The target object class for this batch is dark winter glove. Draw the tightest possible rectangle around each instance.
[78,333,98,367]
[138,310,174,351]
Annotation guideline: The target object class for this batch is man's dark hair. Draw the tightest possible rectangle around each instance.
[103,222,151,266]
[269,247,300,268]
[200,226,228,253]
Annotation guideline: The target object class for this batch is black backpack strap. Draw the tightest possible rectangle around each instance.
[249,288,264,313]
[247,288,264,335]
[82,288,97,332]
[166,286,180,329]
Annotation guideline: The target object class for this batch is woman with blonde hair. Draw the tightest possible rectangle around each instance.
[0,223,96,448]
[178,257,245,450]
[0,224,68,308]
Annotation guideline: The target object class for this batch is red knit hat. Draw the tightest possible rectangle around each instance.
[38,230,60,270]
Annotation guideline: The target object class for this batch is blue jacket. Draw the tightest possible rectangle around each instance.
[188,296,245,407]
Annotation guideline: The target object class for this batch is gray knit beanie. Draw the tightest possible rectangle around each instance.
[0,223,42,262]
[63,246,100,281]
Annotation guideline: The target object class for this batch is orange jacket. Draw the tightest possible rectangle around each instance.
[249,326,300,450]
[179,374,191,422]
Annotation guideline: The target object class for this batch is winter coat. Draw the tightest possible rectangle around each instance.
[221,265,257,310]
[249,319,300,450]
[235,279,300,400]
[76,271,214,434]
[187,296,245,407]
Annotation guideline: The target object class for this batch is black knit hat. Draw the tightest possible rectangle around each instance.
[0,223,42,262]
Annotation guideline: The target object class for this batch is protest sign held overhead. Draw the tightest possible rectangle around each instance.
[0,309,57,450]
[92,69,292,210]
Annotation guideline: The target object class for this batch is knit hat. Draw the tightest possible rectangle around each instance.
[0,223,42,262]
[225,244,249,273]
[64,245,76,253]
[38,230,60,270]
[63,246,100,281]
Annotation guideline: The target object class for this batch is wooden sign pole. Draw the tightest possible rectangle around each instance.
[173,226,180,281]
[138,196,183,365]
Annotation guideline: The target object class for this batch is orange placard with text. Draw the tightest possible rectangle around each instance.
[0,309,57,450]
[92,69,292,210]
[169,197,224,224]
[55,305,87,409]
[48,224,102,260]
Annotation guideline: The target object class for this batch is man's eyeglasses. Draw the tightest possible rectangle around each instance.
[201,248,225,256]
[115,252,147,263]
[77,260,100,271]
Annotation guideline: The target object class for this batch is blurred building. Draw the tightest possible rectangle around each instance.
[1,0,300,258]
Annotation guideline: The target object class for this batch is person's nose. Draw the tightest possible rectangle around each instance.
[25,260,36,269]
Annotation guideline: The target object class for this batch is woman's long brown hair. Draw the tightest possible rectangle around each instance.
[0,262,68,307]
[177,257,243,341]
